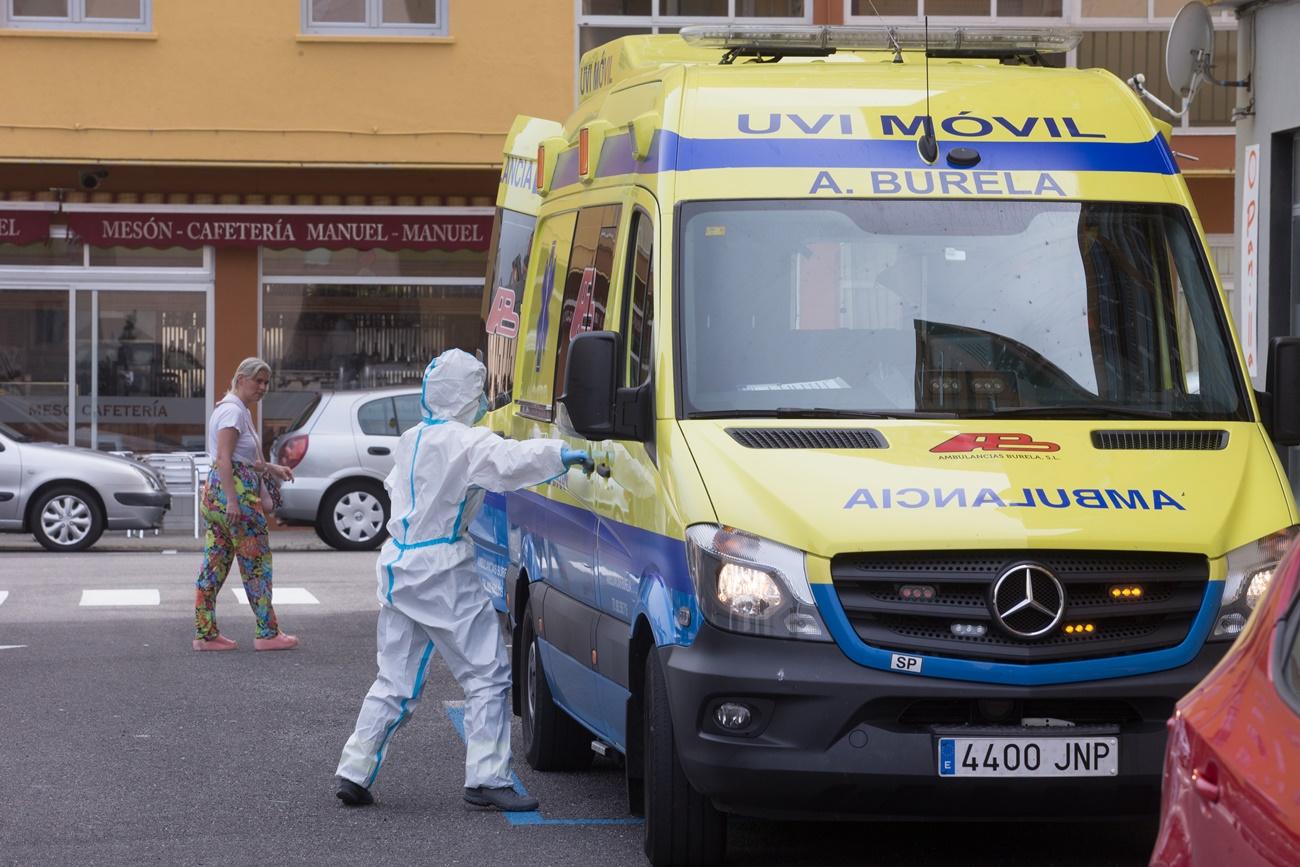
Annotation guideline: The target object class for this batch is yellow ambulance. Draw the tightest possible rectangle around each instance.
[470,25,1300,866]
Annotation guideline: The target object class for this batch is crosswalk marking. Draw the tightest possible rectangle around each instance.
[229,587,319,605]
[80,589,161,607]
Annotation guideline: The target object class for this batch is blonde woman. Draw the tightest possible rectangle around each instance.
[193,357,298,652]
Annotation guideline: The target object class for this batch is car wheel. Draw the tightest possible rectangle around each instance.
[520,597,594,771]
[316,480,388,551]
[32,486,104,552]
[643,647,726,867]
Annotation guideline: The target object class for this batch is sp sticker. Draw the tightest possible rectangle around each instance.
[891,653,923,674]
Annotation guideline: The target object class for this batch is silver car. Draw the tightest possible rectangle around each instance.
[270,387,421,551]
[0,422,170,551]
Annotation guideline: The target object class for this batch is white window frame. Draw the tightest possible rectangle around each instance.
[302,0,449,36]
[3,0,150,32]
[842,0,1236,133]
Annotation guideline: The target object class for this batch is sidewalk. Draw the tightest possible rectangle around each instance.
[0,523,334,553]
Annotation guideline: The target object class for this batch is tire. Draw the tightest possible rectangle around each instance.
[643,648,726,867]
[31,485,104,552]
[520,598,594,771]
[316,480,388,551]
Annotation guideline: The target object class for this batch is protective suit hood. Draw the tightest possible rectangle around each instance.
[420,348,484,426]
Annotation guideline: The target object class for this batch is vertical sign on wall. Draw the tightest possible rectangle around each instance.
[1240,144,1260,377]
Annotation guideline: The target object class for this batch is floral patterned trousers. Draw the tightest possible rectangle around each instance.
[194,463,279,640]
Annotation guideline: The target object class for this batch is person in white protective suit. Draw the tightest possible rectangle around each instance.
[334,348,590,811]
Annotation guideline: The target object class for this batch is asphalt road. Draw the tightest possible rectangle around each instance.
[0,549,1158,866]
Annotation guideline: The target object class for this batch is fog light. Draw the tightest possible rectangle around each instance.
[784,612,824,637]
[715,702,752,730]
[1216,612,1246,636]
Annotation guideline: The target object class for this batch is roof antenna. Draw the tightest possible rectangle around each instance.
[917,16,939,164]
[865,0,903,62]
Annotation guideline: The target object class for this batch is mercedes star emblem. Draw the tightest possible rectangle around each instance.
[990,563,1066,638]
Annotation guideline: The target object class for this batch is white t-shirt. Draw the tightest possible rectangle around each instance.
[208,394,262,465]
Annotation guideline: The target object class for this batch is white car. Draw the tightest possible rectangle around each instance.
[0,422,170,551]
[270,387,421,550]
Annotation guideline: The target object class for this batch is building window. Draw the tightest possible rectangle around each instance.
[260,243,486,443]
[0,228,212,452]
[843,0,1236,129]
[4,0,150,31]
[579,0,808,55]
[303,0,448,36]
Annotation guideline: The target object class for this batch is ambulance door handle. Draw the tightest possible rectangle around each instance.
[368,446,391,456]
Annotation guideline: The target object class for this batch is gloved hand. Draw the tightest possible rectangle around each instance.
[561,447,593,473]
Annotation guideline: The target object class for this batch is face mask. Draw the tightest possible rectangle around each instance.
[474,393,489,423]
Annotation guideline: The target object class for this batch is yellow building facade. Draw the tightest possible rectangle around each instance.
[0,0,575,451]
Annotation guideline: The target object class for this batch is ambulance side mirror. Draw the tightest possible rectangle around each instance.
[559,331,652,442]
[1264,336,1300,446]
[560,331,619,440]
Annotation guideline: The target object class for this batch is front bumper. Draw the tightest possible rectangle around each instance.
[662,623,1227,820]
[107,491,170,530]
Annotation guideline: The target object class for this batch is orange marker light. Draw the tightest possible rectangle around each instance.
[579,127,590,177]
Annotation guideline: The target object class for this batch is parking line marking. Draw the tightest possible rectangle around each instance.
[0,645,26,651]
[80,589,160,606]
[229,587,319,605]
[0,591,8,606]
[442,701,642,827]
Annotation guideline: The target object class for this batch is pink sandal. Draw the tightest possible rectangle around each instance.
[192,634,238,652]
[254,632,299,652]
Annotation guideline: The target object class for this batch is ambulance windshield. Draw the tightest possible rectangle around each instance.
[678,200,1249,421]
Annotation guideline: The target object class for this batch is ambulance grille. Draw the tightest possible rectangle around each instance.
[725,427,886,449]
[829,550,1208,663]
[1091,430,1228,450]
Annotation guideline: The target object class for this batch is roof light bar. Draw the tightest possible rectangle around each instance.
[679,24,1080,56]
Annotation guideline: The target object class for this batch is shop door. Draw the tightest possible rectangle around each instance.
[73,288,208,454]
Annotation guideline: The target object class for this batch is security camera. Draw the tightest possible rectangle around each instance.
[78,169,108,191]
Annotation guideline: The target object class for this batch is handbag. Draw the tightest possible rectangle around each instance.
[259,473,283,514]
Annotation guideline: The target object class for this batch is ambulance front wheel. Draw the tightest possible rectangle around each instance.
[520,598,594,771]
[643,647,726,867]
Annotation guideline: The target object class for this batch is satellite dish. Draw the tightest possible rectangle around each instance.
[1165,1,1214,101]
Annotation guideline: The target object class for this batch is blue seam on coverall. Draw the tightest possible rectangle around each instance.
[386,421,433,604]
[418,358,436,419]
[364,638,435,787]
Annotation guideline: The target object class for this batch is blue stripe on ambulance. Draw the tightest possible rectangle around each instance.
[811,580,1225,686]
[549,130,1179,189]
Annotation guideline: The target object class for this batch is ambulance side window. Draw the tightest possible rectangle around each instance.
[553,204,621,406]
[481,207,537,410]
[623,211,654,388]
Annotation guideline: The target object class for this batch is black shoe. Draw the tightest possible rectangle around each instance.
[335,775,374,807]
[463,785,539,812]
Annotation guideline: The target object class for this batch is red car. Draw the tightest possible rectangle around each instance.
[1151,534,1300,866]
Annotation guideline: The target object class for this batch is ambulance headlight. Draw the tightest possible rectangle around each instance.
[686,524,830,642]
[1213,526,1300,640]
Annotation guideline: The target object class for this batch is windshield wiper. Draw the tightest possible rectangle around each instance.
[966,404,1174,420]
[775,407,959,419]
[686,408,957,420]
